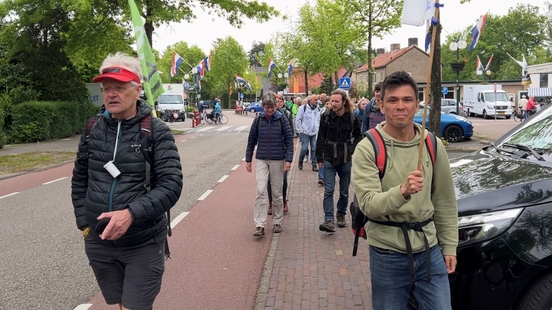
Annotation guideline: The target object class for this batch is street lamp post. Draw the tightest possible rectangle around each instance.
[449,40,467,115]
[277,73,289,94]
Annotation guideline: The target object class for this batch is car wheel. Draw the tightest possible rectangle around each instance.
[483,110,489,119]
[250,108,256,113]
[517,273,552,310]
[444,125,463,142]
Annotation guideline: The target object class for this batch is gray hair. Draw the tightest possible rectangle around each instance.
[99,52,143,84]
[262,92,276,106]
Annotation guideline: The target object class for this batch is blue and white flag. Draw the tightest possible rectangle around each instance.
[401,0,435,26]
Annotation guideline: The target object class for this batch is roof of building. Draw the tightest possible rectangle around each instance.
[356,45,427,72]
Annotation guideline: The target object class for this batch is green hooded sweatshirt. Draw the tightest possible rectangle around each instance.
[352,122,458,256]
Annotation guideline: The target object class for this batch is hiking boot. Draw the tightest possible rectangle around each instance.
[319,221,335,233]
[336,212,347,228]
[253,227,265,237]
[268,202,273,215]
[312,165,318,172]
[318,179,324,186]
[298,162,303,170]
[273,224,282,233]
[283,201,289,214]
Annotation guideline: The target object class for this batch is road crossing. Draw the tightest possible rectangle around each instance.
[188,125,251,134]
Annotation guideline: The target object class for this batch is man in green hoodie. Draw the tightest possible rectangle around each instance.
[352,71,458,310]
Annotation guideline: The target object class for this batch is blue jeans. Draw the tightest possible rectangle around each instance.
[322,160,351,221]
[299,133,317,165]
[369,245,452,310]
[318,167,323,180]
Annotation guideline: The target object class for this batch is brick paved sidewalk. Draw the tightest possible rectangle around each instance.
[256,139,373,310]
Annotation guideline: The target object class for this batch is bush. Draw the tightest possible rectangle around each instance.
[8,101,98,144]
[0,106,5,149]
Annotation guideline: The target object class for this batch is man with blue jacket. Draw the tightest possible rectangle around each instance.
[245,92,294,237]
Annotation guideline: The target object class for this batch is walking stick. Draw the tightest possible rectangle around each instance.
[418,0,440,169]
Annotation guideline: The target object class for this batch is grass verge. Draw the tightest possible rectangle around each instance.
[0,151,75,178]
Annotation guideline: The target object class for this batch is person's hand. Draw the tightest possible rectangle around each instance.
[400,166,423,196]
[246,162,252,173]
[284,162,291,172]
[97,210,133,241]
[444,255,457,274]
[317,162,323,168]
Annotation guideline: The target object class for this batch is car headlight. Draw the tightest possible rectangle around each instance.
[487,105,495,110]
[458,208,523,246]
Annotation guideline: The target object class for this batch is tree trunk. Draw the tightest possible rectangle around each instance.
[144,19,154,48]
[367,2,373,99]
[428,24,442,138]
[304,69,309,95]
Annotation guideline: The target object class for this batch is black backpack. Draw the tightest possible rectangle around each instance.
[84,114,173,258]
[350,128,438,256]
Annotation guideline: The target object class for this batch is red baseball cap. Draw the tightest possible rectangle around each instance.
[93,66,141,84]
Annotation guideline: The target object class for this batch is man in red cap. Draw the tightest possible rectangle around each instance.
[72,52,183,310]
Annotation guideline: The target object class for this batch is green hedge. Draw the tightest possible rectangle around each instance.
[0,106,5,149]
[8,101,98,144]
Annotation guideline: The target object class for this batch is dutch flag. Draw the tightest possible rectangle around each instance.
[469,13,488,51]
[267,58,276,78]
[170,52,184,78]
[236,75,247,85]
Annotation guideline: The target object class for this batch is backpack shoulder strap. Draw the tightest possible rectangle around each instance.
[256,114,262,132]
[365,128,386,179]
[303,104,307,112]
[424,131,438,166]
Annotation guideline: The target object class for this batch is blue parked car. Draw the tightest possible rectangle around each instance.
[414,104,473,142]
[248,101,264,113]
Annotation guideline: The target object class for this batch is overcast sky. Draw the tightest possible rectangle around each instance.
[152,0,547,58]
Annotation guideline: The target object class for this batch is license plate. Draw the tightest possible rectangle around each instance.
[498,111,505,115]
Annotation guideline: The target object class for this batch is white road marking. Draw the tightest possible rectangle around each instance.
[0,192,19,199]
[450,159,473,168]
[218,175,229,183]
[73,304,92,310]
[170,211,190,228]
[195,127,211,132]
[242,157,246,161]
[197,190,213,201]
[231,165,240,171]
[190,136,197,139]
[235,125,249,132]
[215,125,232,132]
[42,177,67,185]
[180,139,187,143]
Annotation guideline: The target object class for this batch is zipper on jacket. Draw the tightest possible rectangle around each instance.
[108,121,122,212]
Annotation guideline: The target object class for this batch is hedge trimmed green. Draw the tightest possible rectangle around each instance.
[8,101,98,144]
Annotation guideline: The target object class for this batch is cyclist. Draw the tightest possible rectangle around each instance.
[214,99,222,123]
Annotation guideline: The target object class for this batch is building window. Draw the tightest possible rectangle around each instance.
[418,87,424,101]
[540,74,548,88]
[444,87,454,99]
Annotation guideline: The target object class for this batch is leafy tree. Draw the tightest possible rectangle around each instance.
[296,0,363,89]
[118,0,279,48]
[343,0,402,98]
[204,36,249,105]
[158,42,206,84]
[248,41,265,67]
[441,4,549,82]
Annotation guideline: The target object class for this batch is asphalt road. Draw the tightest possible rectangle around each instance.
[0,111,257,310]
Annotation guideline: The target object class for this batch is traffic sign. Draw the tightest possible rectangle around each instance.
[339,77,351,90]
[442,87,448,95]
[240,93,244,99]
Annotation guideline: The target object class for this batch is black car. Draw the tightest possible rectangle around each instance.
[411,104,552,309]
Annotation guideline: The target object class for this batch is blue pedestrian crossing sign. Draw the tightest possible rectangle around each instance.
[339,77,351,90]
[442,87,448,95]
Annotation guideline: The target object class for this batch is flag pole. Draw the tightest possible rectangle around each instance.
[418,0,440,169]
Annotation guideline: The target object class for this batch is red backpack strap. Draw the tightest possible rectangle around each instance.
[85,115,101,137]
[365,128,387,179]
[424,131,437,166]
[140,113,152,137]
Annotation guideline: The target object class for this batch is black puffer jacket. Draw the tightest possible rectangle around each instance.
[71,101,183,247]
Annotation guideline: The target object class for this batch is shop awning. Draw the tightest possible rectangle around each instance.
[528,87,552,97]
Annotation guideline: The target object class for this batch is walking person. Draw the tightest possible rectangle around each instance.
[71,52,183,310]
[245,92,294,236]
[361,82,385,134]
[352,71,458,309]
[316,89,362,232]
[296,95,322,171]
[267,94,294,215]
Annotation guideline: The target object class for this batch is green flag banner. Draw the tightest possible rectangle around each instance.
[128,0,164,107]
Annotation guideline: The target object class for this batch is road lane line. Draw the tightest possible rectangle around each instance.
[190,136,197,139]
[231,165,240,171]
[197,190,213,201]
[170,211,190,228]
[0,192,19,199]
[218,175,229,183]
[195,127,211,132]
[215,125,232,132]
[180,139,187,143]
[235,125,249,132]
[42,177,67,185]
[73,304,92,310]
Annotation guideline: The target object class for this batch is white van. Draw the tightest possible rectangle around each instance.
[156,93,186,122]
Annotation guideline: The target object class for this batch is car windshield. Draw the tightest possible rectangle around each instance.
[500,105,552,157]
[159,95,183,103]
[484,92,508,102]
